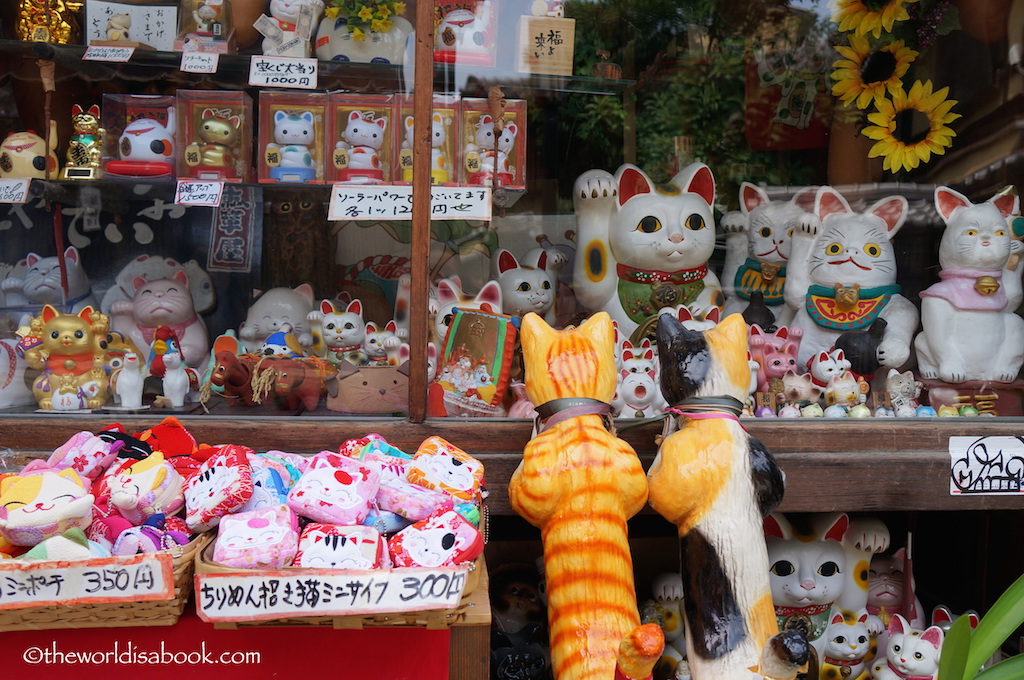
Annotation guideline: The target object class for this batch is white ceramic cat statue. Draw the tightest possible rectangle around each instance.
[784,186,919,369]
[1,247,97,312]
[109,270,209,370]
[432,277,502,346]
[100,255,215,315]
[572,162,723,342]
[820,610,872,680]
[491,249,555,324]
[239,284,316,350]
[914,186,1023,383]
[870,614,943,680]
[310,298,368,365]
[720,183,816,326]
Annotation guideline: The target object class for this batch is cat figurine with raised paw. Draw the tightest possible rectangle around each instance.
[572,163,724,343]
[784,186,918,370]
[914,186,1024,383]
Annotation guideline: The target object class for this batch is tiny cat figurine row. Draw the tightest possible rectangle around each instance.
[914,186,1023,383]
[784,186,918,371]
[572,163,724,344]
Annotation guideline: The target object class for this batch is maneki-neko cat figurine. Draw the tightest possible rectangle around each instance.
[914,186,1024,383]
[61,104,104,180]
[572,163,724,344]
[784,186,918,369]
[646,313,809,680]
[508,312,665,680]
[16,305,111,410]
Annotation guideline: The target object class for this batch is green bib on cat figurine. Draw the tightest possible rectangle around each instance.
[615,263,708,324]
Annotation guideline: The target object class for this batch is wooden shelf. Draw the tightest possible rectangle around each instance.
[3,414,1022,514]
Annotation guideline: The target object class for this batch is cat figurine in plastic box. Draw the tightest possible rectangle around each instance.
[784,186,918,369]
[914,186,1024,383]
[572,162,724,342]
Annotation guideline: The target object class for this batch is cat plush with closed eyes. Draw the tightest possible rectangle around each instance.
[784,186,918,370]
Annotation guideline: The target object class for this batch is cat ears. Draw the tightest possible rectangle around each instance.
[830,610,869,625]
[496,248,547,274]
[521,310,613,355]
[935,185,1020,222]
[815,186,908,235]
[888,614,945,649]
[764,512,848,541]
[616,162,716,207]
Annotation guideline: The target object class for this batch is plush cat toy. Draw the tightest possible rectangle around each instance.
[183,445,254,532]
[104,450,185,526]
[784,186,918,369]
[572,163,724,344]
[0,467,95,546]
[914,186,1023,383]
[647,313,808,680]
[110,269,209,370]
[721,183,816,327]
[508,311,665,680]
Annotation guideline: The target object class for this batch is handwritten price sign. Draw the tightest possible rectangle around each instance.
[195,564,471,622]
[175,180,225,207]
[83,45,135,62]
[0,179,30,204]
[0,553,174,609]
[180,52,219,74]
[949,436,1024,494]
[327,185,491,221]
[248,55,318,89]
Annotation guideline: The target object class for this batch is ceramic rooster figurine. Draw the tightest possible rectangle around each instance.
[508,311,664,680]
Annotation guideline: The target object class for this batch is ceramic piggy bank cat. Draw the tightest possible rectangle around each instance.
[572,163,724,343]
[109,269,209,370]
[17,305,111,410]
[315,13,413,64]
[784,186,919,369]
[914,187,1024,383]
[720,183,816,327]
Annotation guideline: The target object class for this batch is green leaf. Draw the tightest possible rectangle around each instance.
[935,615,971,680]
[965,571,1024,678]
[975,654,1024,680]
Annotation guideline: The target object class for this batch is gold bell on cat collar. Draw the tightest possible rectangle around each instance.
[974,275,1000,296]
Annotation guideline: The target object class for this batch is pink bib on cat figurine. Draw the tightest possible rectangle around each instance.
[388,508,483,568]
[406,437,485,502]
[286,451,381,525]
[105,450,185,526]
[0,468,95,546]
[213,505,300,569]
[376,477,454,521]
[294,523,387,570]
[183,445,254,533]
[47,431,124,481]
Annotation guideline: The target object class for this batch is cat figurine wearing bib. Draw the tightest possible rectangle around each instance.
[784,186,918,369]
[914,187,1023,383]
[721,183,816,327]
[572,163,723,344]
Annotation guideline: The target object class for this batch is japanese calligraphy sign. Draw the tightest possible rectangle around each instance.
[249,55,319,90]
[949,436,1024,495]
[0,553,174,610]
[85,1,178,51]
[180,51,220,73]
[516,17,575,76]
[328,185,492,221]
[195,563,471,622]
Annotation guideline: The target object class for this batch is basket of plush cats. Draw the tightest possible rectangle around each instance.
[192,433,487,629]
[0,421,216,630]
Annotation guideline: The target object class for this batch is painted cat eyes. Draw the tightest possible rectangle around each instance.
[637,216,662,233]
[770,560,794,576]
[864,243,882,257]
[685,214,705,230]
[826,242,843,255]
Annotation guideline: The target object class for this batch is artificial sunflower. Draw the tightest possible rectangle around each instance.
[833,0,919,39]
[832,35,918,109]
[862,79,960,173]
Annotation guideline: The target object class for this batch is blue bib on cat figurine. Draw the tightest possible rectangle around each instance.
[805,284,900,331]
[734,258,786,305]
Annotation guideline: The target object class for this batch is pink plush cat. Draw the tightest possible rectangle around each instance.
[110,269,209,369]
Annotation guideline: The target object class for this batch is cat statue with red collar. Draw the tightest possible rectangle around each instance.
[914,186,1023,383]
[783,186,918,370]
[870,614,943,680]
[572,163,724,343]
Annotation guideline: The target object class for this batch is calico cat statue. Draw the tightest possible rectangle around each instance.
[646,313,807,680]
[784,186,918,369]
[508,312,664,680]
[914,186,1023,383]
[572,163,724,343]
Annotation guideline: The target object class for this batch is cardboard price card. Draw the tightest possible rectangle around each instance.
[195,564,471,622]
[0,553,174,610]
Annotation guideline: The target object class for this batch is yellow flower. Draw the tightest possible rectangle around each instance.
[377,4,391,19]
[832,36,917,109]
[324,6,341,19]
[862,80,961,173]
[394,2,406,15]
[833,0,918,39]
[351,26,366,41]
[370,18,391,33]
[358,5,374,21]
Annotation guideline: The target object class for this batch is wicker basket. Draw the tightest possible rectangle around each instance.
[0,532,212,631]
[194,540,486,630]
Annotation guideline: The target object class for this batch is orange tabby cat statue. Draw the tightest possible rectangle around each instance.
[647,312,808,680]
[509,311,664,680]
